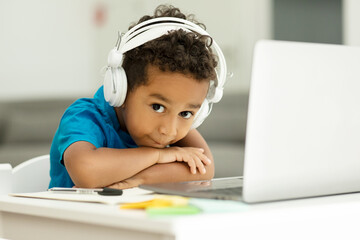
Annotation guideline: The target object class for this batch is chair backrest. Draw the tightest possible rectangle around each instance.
[12,155,50,193]
[0,163,12,195]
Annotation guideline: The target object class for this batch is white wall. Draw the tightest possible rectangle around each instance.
[343,0,360,46]
[0,0,272,100]
[0,0,101,100]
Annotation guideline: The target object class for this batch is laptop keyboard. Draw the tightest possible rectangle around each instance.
[198,186,243,195]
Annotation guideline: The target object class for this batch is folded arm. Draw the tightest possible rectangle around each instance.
[64,142,160,188]
[64,129,213,188]
[107,129,215,189]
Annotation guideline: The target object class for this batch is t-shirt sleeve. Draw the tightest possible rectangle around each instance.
[54,104,106,164]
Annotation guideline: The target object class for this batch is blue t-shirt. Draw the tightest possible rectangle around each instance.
[49,86,137,188]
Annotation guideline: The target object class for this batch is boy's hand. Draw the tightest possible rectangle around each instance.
[157,147,212,175]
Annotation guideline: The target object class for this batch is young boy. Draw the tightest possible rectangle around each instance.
[49,5,226,189]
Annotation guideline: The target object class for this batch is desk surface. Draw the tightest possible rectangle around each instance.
[1,190,360,240]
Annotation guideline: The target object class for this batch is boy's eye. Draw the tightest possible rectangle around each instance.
[152,104,165,113]
[180,111,193,119]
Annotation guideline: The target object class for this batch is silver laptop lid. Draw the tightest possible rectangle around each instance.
[243,40,360,203]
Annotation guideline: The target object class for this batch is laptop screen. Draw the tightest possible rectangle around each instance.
[243,40,360,203]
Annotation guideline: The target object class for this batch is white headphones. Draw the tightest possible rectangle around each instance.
[104,17,227,129]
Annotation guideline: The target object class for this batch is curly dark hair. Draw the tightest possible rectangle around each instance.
[122,5,218,92]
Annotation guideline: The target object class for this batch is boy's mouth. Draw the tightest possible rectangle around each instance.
[149,138,168,148]
[153,140,166,148]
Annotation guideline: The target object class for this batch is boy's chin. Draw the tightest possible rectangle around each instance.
[148,144,168,149]
[138,142,168,149]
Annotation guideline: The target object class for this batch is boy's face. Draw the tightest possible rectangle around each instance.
[116,65,209,148]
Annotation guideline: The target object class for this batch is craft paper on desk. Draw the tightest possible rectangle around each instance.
[146,205,201,216]
[189,198,249,213]
[120,194,189,209]
[119,195,249,216]
[10,188,154,205]
[120,194,201,216]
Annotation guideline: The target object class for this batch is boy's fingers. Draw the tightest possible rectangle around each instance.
[204,157,211,165]
[193,150,211,165]
[191,162,197,174]
[193,156,206,174]
[183,156,197,174]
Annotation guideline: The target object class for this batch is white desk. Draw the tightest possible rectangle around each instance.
[1,190,360,240]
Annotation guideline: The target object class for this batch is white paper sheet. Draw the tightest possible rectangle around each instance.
[10,188,154,205]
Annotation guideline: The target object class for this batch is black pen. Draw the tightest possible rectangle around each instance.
[48,187,123,196]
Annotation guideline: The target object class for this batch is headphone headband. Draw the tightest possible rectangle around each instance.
[108,17,226,102]
[125,17,207,39]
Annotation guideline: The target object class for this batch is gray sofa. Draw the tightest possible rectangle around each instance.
[0,99,75,168]
[0,92,248,177]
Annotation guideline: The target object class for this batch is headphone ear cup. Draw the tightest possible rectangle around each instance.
[103,67,128,107]
[108,48,123,67]
[210,87,223,103]
[191,99,210,129]
[104,68,115,105]
[207,83,223,103]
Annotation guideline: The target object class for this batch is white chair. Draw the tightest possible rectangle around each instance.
[0,155,50,194]
[0,163,12,194]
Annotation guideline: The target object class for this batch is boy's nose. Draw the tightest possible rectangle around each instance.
[158,118,177,139]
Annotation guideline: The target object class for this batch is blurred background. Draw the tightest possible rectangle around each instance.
[1,0,359,176]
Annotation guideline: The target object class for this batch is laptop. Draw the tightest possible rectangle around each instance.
[140,40,360,203]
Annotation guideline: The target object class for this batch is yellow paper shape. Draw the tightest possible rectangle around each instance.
[120,195,188,209]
